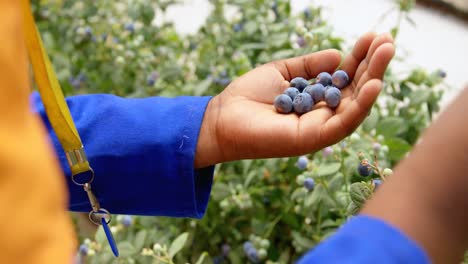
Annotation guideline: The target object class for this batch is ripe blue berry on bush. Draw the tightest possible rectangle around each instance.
[79,244,88,256]
[304,178,315,191]
[297,156,308,170]
[121,215,133,227]
[358,160,373,177]
[373,179,382,190]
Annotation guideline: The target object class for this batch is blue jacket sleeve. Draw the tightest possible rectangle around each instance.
[297,215,430,264]
[31,91,214,218]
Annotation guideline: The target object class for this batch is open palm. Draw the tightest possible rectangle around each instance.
[195,33,395,167]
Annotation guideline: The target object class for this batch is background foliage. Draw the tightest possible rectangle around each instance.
[33,0,459,263]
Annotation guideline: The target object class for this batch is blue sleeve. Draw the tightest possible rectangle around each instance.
[31,91,214,218]
[297,215,430,264]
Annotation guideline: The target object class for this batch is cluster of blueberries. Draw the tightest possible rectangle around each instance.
[274,70,350,114]
[243,237,269,263]
[358,159,384,190]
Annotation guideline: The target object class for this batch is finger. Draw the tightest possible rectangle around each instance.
[340,32,377,80]
[352,33,394,87]
[269,49,341,81]
[354,43,395,94]
[320,79,382,146]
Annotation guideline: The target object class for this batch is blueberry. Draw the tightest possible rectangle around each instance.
[322,147,333,157]
[233,23,243,32]
[84,26,93,36]
[246,247,259,263]
[147,77,155,86]
[297,36,306,47]
[101,33,108,41]
[332,70,349,89]
[79,244,88,256]
[243,241,254,252]
[304,178,315,191]
[304,83,326,102]
[274,94,293,114]
[219,78,231,87]
[324,87,341,108]
[283,87,300,101]
[358,160,372,177]
[213,256,224,264]
[373,143,381,151]
[77,73,87,82]
[297,156,308,170]
[121,215,133,227]
[316,72,332,86]
[437,70,447,78]
[69,77,81,89]
[124,23,135,33]
[221,244,231,256]
[293,93,314,114]
[303,8,312,18]
[290,77,309,92]
[147,71,159,86]
[373,179,382,190]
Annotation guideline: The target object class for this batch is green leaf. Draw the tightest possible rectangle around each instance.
[281,213,300,229]
[291,187,307,201]
[363,109,379,131]
[349,182,372,207]
[212,182,231,200]
[327,173,343,192]
[169,232,189,258]
[292,231,315,248]
[385,137,411,161]
[305,183,324,207]
[408,89,431,106]
[244,21,258,35]
[195,252,209,264]
[133,229,147,252]
[95,227,106,245]
[271,50,295,60]
[320,219,339,229]
[193,78,212,96]
[244,170,257,187]
[391,27,399,38]
[117,241,136,257]
[376,117,407,138]
[317,162,341,177]
[268,33,289,48]
[347,201,360,215]
[240,43,267,50]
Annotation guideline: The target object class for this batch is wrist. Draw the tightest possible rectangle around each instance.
[194,95,222,168]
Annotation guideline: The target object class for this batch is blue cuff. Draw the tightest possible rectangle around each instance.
[31,92,214,218]
[297,215,430,264]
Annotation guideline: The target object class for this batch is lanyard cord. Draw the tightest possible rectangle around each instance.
[20,1,119,257]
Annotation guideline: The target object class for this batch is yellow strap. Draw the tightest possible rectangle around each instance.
[21,1,90,175]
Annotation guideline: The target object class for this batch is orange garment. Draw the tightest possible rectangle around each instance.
[0,1,75,263]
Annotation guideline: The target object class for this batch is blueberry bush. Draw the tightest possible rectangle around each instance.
[32,0,462,263]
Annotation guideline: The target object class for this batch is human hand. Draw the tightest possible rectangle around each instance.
[195,32,395,168]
